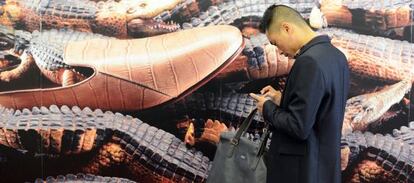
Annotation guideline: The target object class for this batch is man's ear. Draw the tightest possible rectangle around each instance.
[281,22,290,33]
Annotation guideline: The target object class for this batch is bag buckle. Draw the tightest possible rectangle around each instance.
[230,138,239,146]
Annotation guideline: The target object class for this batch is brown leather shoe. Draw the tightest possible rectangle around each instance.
[0,25,244,111]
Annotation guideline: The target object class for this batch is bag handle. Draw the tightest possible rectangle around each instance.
[226,108,258,157]
[226,108,271,170]
[251,123,271,169]
[230,108,258,146]
[232,108,271,153]
[257,123,270,157]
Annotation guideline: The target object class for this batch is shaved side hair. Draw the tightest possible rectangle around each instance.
[259,5,310,33]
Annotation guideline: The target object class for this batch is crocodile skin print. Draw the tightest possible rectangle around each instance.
[33,173,136,183]
[320,28,414,83]
[0,104,212,182]
[341,131,414,182]
[321,0,413,30]
[0,25,244,111]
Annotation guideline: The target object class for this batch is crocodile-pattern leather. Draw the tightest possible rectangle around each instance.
[0,104,212,182]
[0,25,244,111]
[321,0,413,30]
[342,79,412,135]
[6,0,183,38]
[320,28,414,83]
[341,131,414,182]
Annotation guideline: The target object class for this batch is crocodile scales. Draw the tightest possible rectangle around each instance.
[0,105,211,182]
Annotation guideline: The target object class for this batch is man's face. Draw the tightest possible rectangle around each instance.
[265,23,296,59]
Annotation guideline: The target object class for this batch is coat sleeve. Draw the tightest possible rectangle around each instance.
[262,56,326,140]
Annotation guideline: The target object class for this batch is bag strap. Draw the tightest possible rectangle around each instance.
[230,108,258,146]
[251,123,271,170]
[226,108,258,157]
[227,107,272,170]
[257,123,270,157]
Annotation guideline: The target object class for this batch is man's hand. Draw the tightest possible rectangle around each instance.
[260,85,282,106]
[249,93,270,114]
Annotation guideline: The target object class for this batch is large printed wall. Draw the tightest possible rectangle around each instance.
[0,0,412,182]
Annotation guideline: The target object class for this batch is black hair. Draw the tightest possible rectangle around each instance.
[259,4,277,33]
[259,4,309,33]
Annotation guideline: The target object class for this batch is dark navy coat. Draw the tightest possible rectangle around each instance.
[263,35,350,183]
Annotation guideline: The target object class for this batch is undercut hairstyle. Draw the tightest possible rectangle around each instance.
[259,4,310,33]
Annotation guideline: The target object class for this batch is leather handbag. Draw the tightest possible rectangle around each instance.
[207,108,270,183]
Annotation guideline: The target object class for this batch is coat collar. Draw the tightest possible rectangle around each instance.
[294,35,330,59]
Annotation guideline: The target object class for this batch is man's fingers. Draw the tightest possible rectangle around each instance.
[261,85,276,94]
[263,92,274,98]
[260,89,266,94]
[260,85,271,94]
[249,93,261,100]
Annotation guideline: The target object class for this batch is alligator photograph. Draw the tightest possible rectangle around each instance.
[0,0,412,182]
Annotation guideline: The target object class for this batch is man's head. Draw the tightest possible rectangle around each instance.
[260,5,315,58]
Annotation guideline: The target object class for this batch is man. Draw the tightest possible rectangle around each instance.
[249,5,349,183]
